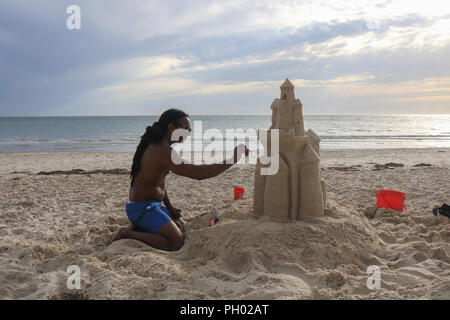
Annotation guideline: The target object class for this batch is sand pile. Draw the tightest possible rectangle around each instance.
[172,202,381,299]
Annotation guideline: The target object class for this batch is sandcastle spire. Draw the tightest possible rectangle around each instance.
[280,78,295,101]
[280,78,294,88]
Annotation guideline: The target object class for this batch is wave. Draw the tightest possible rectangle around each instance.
[321,135,450,140]
[1,134,449,145]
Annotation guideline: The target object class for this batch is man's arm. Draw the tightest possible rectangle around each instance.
[163,189,182,220]
[163,189,172,208]
[162,144,248,181]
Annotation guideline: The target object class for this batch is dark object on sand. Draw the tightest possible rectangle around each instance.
[433,203,450,218]
[209,207,220,226]
[373,163,404,170]
[328,165,361,171]
[413,163,433,167]
[36,168,130,175]
[385,162,404,167]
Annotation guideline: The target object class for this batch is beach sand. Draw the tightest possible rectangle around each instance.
[0,148,449,299]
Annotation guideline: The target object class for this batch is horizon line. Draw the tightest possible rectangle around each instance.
[1,113,449,117]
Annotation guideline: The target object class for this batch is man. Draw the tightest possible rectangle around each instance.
[109,109,249,251]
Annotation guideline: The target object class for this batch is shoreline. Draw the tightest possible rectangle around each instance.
[1,148,449,175]
[2,146,450,153]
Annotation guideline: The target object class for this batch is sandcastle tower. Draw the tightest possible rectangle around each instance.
[254,79,327,221]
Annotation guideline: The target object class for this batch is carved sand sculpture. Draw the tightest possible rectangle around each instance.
[254,79,327,221]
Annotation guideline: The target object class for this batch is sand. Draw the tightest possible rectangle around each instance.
[0,148,449,299]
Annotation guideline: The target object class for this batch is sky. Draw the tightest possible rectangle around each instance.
[0,0,449,116]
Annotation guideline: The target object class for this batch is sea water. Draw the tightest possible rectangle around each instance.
[0,115,449,152]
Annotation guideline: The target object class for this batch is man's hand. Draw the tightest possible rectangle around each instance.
[167,205,183,221]
[167,205,185,233]
[233,144,250,163]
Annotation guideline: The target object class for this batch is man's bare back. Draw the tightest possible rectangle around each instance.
[129,142,170,203]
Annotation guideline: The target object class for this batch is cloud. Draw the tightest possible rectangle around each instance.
[0,0,449,115]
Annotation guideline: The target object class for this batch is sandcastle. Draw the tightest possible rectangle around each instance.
[254,79,327,221]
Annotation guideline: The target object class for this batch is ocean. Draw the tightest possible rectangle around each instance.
[0,115,449,152]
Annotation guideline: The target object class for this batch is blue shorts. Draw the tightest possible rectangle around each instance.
[126,200,172,233]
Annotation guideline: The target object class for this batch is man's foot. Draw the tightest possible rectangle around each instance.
[108,227,128,246]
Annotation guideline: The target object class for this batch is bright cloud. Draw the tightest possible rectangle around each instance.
[0,0,449,115]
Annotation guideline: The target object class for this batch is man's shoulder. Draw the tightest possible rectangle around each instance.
[146,143,176,163]
[147,142,171,153]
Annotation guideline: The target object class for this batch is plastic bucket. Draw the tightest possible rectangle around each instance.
[234,187,245,200]
[376,190,406,212]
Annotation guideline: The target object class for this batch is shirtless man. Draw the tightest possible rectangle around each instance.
[109,109,249,251]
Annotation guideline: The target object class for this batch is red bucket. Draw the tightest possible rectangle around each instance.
[234,187,245,200]
[376,190,406,212]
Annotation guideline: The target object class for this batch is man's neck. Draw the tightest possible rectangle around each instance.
[162,136,172,146]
